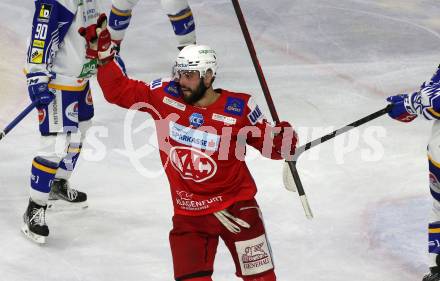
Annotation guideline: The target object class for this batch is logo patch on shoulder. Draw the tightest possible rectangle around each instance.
[164,81,182,97]
[224,97,245,116]
[150,78,163,90]
[246,97,265,125]
[247,105,263,125]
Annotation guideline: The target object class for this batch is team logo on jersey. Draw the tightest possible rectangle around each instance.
[30,48,44,64]
[164,81,182,97]
[224,97,245,116]
[85,89,93,105]
[169,146,217,182]
[65,102,79,122]
[169,122,219,151]
[175,190,223,211]
[38,4,52,20]
[236,234,274,276]
[38,108,46,125]
[189,113,204,128]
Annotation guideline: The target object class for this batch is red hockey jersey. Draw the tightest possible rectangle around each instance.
[97,61,283,216]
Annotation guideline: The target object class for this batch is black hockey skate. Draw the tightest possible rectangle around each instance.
[21,198,49,244]
[48,178,88,210]
[423,267,440,281]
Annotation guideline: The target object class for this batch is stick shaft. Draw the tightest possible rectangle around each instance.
[231,0,280,122]
[294,104,392,159]
[231,0,313,218]
[0,101,38,141]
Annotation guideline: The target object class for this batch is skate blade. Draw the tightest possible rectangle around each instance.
[21,224,47,244]
[47,200,88,211]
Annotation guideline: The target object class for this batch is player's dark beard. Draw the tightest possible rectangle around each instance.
[182,78,207,104]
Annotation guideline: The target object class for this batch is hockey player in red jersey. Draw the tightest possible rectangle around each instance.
[81,18,297,281]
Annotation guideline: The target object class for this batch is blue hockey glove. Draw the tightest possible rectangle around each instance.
[386,94,417,122]
[26,72,54,106]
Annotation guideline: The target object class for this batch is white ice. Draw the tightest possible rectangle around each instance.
[0,0,438,280]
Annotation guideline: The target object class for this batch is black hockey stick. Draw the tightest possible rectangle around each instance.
[293,104,393,160]
[231,0,314,218]
[0,101,39,141]
[284,104,393,209]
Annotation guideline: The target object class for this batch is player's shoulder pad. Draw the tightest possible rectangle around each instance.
[148,78,164,90]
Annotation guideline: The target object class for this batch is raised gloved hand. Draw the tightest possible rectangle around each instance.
[26,72,54,106]
[78,14,115,63]
[386,94,417,122]
[272,121,298,159]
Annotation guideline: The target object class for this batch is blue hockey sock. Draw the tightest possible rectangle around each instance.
[31,157,59,194]
[168,7,195,37]
[56,143,82,180]
[109,6,132,33]
[429,155,440,201]
[429,223,440,255]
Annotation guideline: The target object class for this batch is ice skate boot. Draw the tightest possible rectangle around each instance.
[48,178,88,210]
[21,198,49,244]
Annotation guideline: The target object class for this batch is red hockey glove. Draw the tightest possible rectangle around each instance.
[272,121,298,160]
[78,14,115,63]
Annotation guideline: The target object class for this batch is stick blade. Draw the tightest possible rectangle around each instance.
[283,161,298,192]
[300,195,314,219]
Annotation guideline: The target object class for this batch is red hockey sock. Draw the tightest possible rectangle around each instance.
[242,271,276,281]
[184,277,213,281]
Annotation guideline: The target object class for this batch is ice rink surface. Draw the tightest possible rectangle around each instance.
[0,0,439,280]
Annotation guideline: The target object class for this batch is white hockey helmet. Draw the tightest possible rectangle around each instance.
[174,45,217,78]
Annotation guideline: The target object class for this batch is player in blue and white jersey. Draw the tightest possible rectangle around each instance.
[387,65,440,281]
[22,0,103,244]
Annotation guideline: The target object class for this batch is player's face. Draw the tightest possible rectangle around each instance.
[178,71,205,104]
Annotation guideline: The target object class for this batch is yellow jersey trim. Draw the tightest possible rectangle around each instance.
[428,108,440,118]
[429,155,440,169]
[48,83,87,91]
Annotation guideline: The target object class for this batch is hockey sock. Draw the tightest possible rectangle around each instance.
[30,157,59,204]
[55,142,82,180]
[242,271,276,281]
[108,5,133,43]
[182,277,213,281]
[161,0,195,47]
[430,223,440,255]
